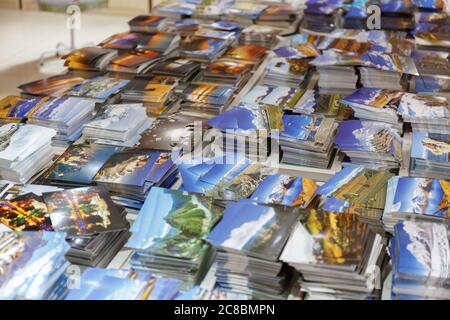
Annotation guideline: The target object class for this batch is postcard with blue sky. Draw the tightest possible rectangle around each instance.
[0,232,69,300]
[207,104,269,132]
[207,199,299,260]
[411,132,450,163]
[386,177,449,217]
[250,175,317,207]
[316,165,365,197]
[65,268,182,300]
[280,114,322,142]
[394,221,450,280]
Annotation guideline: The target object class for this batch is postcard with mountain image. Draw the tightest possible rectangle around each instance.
[126,187,223,258]
[0,193,53,231]
[94,150,162,187]
[18,73,87,96]
[43,186,126,236]
[0,231,70,300]
[280,114,323,142]
[341,88,404,110]
[207,200,299,260]
[280,210,368,266]
[207,104,269,132]
[46,144,122,184]
[398,93,449,119]
[65,268,182,300]
[393,220,449,280]
[317,165,393,209]
[385,177,449,218]
[0,95,47,120]
[360,52,419,75]
[411,132,450,163]
[335,120,402,159]
[250,175,317,207]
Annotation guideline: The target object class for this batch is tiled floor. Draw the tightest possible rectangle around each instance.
[0,9,134,97]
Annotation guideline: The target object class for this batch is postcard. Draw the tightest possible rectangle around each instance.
[251,175,317,207]
[317,165,393,209]
[205,59,253,77]
[393,220,449,280]
[62,46,117,70]
[137,32,179,52]
[46,144,121,184]
[280,114,324,142]
[207,199,299,260]
[0,95,47,120]
[335,120,402,159]
[99,32,142,50]
[397,93,449,119]
[29,96,96,123]
[224,45,267,62]
[151,58,201,76]
[110,50,161,68]
[94,150,162,187]
[183,84,234,105]
[280,210,368,265]
[180,36,226,57]
[66,268,182,300]
[69,76,130,100]
[273,44,318,59]
[43,186,126,236]
[83,104,146,133]
[128,15,167,28]
[0,193,53,231]
[342,88,404,110]
[411,132,450,163]
[0,231,70,299]
[18,73,86,96]
[385,177,449,218]
[207,104,269,132]
[126,187,222,259]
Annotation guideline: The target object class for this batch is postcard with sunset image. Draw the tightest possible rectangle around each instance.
[18,73,87,96]
[224,45,267,62]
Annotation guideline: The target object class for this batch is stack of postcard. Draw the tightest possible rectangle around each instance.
[177,284,251,300]
[43,143,122,187]
[223,44,268,66]
[0,123,56,183]
[18,72,90,97]
[316,165,394,224]
[410,131,450,180]
[67,76,130,103]
[414,20,450,51]
[278,114,337,169]
[290,90,354,119]
[121,77,179,115]
[281,209,388,300]
[225,2,268,24]
[179,36,228,62]
[411,74,450,98]
[93,149,177,205]
[152,0,195,20]
[239,25,278,48]
[240,84,304,110]
[335,120,403,169]
[207,199,300,299]
[82,104,150,147]
[0,95,47,122]
[99,32,180,55]
[379,1,415,31]
[174,19,199,36]
[65,268,182,300]
[359,52,419,91]
[149,57,202,82]
[179,84,235,118]
[341,88,403,127]
[195,58,254,88]
[301,0,341,33]
[206,104,271,160]
[128,15,170,32]
[383,176,450,232]
[42,186,130,267]
[27,96,96,143]
[126,187,223,287]
[193,27,237,45]
[390,220,450,300]
[62,46,118,71]
[0,232,70,300]
[107,49,163,74]
[263,57,310,87]
[411,50,450,77]
[256,3,299,29]
[397,93,450,133]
